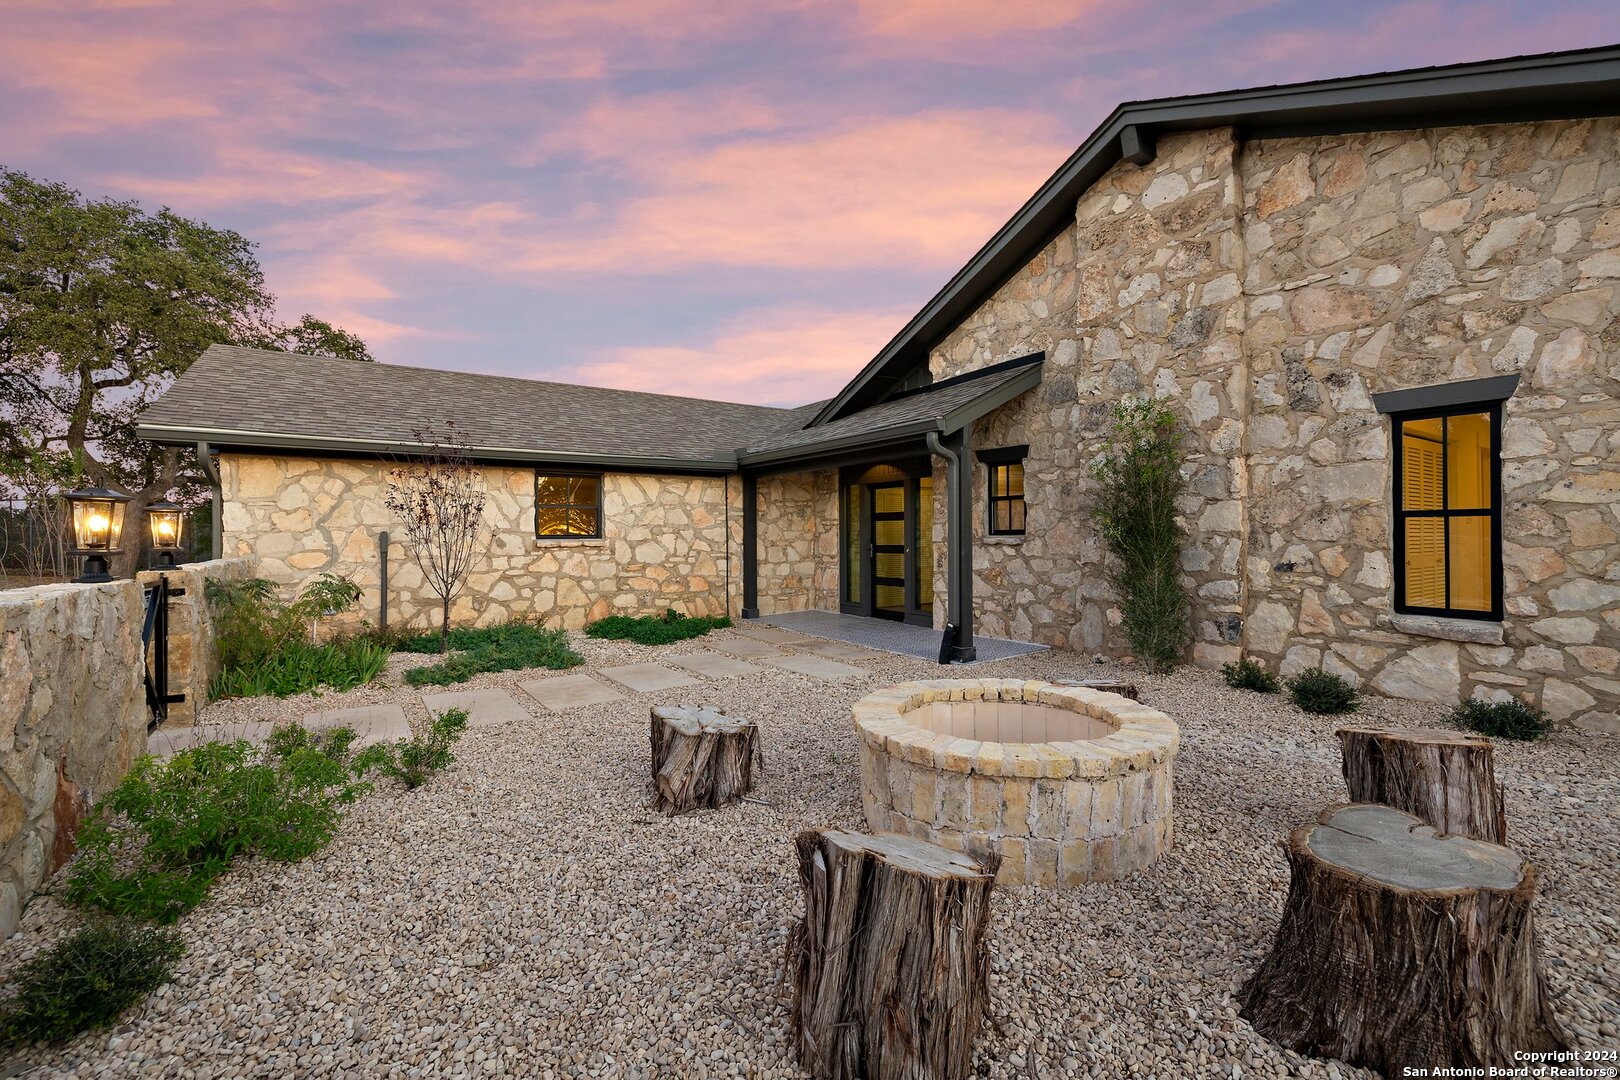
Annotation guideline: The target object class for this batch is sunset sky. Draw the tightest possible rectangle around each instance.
[3,1,1615,406]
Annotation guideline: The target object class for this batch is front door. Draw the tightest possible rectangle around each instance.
[869,482,907,620]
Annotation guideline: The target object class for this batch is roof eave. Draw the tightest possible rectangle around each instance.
[808,46,1620,427]
[736,358,1044,470]
[136,423,740,474]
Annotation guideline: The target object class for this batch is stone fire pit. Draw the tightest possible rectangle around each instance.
[853,679,1179,885]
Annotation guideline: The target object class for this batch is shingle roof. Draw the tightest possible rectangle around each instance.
[138,345,813,471]
[738,354,1043,466]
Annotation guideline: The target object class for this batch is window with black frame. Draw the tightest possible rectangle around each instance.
[1392,404,1501,620]
[534,473,603,539]
[982,447,1027,536]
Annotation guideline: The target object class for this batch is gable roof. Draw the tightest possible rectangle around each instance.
[810,44,1620,426]
[739,353,1043,468]
[137,345,808,472]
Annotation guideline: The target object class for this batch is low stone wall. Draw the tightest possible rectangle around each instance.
[0,556,256,938]
[136,558,258,728]
[854,679,1179,885]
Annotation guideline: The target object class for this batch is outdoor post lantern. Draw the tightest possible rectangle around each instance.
[146,500,185,569]
[64,485,132,583]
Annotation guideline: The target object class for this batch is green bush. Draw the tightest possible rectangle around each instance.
[65,728,370,922]
[206,574,382,699]
[1451,698,1552,741]
[1222,656,1280,693]
[584,609,732,645]
[402,618,581,686]
[352,708,469,789]
[1090,398,1190,672]
[1285,668,1360,715]
[0,918,184,1048]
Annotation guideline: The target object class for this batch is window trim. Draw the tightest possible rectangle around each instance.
[1390,401,1504,622]
[980,447,1027,537]
[534,471,605,540]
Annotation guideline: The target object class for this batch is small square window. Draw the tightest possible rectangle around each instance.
[535,472,603,539]
[987,459,1025,536]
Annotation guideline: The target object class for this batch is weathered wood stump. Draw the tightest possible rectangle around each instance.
[649,704,757,815]
[1337,725,1507,842]
[788,830,999,1080]
[1055,677,1139,700]
[1238,804,1569,1076]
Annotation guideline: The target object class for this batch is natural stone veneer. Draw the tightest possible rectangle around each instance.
[222,455,838,631]
[854,679,1178,885]
[924,117,1620,733]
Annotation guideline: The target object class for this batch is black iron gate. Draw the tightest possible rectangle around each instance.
[142,574,186,731]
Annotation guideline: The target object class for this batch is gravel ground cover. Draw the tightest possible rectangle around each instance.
[5,629,1617,1078]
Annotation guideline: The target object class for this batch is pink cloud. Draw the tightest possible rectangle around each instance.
[561,306,911,405]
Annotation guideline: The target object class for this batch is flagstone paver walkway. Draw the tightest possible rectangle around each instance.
[706,638,786,659]
[302,703,412,745]
[597,663,701,693]
[519,673,625,712]
[729,624,817,645]
[795,640,887,662]
[420,687,531,728]
[759,655,865,679]
[663,653,766,679]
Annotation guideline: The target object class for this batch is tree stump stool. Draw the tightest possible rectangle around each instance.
[788,830,999,1080]
[1337,725,1507,842]
[649,704,757,815]
[1055,677,1139,700]
[1238,804,1568,1076]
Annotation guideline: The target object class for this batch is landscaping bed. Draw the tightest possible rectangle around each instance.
[5,638,1615,1077]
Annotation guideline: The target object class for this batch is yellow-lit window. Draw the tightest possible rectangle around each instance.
[535,473,602,539]
[1394,407,1499,619]
[987,460,1025,535]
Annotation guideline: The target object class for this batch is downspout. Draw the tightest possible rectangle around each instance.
[195,441,223,560]
[926,430,975,663]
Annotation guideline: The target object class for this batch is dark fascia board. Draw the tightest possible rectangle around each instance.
[976,444,1030,465]
[808,45,1620,428]
[1372,374,1520,415]
[736,358,1043,471]
[136,423,739,475]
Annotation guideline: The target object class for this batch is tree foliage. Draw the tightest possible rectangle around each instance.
[383,424,490,652]
[0,167,369,574]
[1090,397,1191,672]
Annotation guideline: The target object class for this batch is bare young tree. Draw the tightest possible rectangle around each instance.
[383,424,489,652]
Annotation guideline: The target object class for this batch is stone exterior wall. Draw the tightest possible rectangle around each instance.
[220,455,742,631]
[136,558,259,728]
[755,469,840,616]
[0,557,257,938]
[923,117,1620,731]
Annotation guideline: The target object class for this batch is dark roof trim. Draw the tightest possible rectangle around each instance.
[1372,374,1520,415]
[809,45,1620,427]
[976,444,1029,465]
[134,423,740,474]
[737,356,1043,470]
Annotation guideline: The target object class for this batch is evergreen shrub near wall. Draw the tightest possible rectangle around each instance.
[1090,398,1191,672]
[585,609,731,645]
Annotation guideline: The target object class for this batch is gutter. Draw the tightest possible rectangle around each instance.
[195,442,223,560]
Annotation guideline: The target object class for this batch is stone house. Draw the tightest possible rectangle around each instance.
[140,46,1620,731]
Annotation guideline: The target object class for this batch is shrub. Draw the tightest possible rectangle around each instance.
[584,609,732,646]
[1451,698,1552,741]
[1222,656,1280,693]
[0,918,184,1048]
[65,728,370,922]
[1090,398,1190,672]
[352,708,469,789]
[206,574,381,699]
[1285,668,1360,715]
[402,618,581,686]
